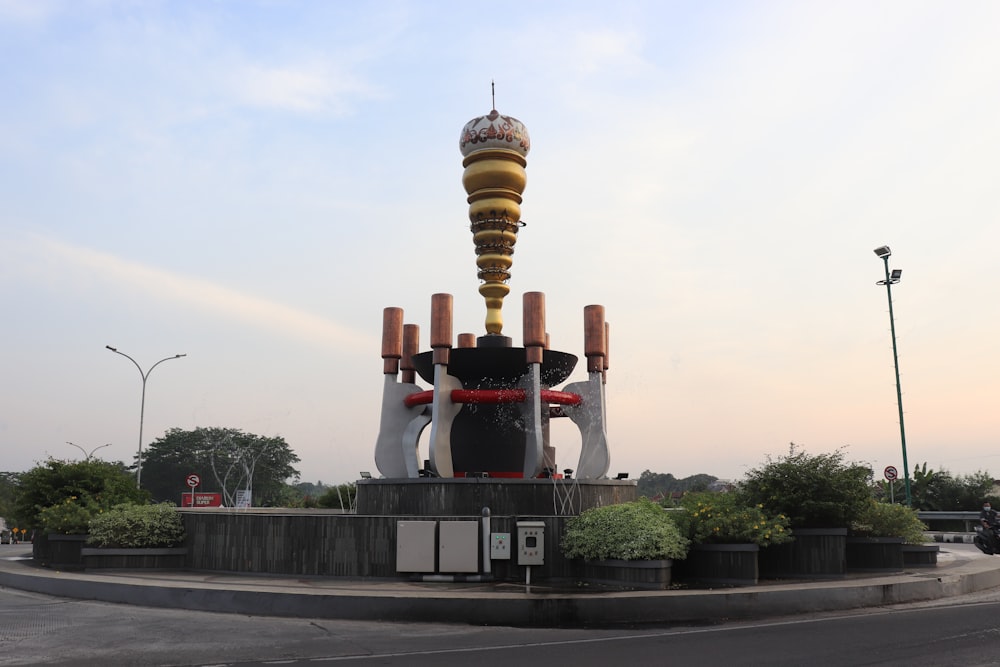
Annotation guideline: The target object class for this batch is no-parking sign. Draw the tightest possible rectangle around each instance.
[186,473,201,488]
[883,466,898,481]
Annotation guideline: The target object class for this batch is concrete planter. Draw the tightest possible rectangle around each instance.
[582,559,673,590]
[81,547,188,570]
[759,528,847,579]
[846,537,904,573]
[675,543,759,586]
[902,544,940,568]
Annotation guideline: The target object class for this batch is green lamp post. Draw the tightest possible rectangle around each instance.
[873,245,911,506]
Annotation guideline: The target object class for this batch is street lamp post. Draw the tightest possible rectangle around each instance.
[873,245,911,507]
[66,441,111,461]
[106,346,187,489]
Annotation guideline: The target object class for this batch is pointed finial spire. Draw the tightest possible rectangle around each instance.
[491,80,495,111]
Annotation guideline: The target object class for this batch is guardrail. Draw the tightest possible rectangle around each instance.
[917,511,980,532]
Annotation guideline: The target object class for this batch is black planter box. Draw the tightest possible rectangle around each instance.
[675,543,759,587]
[846,537,904,572]
[759,528,847,579]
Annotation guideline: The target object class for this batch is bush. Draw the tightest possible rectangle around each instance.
[87,502,186,548]
[37,496,99,535]
[850,500,927,544]
[316,484,356,511]
[671,491,793,547]
[561,498,690,561]
[12,458,147,530]
[741,446,873,528]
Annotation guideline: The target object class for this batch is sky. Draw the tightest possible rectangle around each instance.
[2,0,999,489]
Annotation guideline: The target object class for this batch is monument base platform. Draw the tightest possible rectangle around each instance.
[355,477,637,516]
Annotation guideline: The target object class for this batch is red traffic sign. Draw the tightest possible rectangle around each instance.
[884,466,898,481]
[186,473,201,488]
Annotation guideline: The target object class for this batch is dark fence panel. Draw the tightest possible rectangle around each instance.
[181,511,578,581]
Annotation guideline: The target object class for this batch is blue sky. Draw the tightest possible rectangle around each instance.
[2,0,999,487]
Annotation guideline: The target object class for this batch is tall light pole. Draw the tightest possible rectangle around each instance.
[66,441,111,461]
[873,245,911,506]
[106,346,186,489]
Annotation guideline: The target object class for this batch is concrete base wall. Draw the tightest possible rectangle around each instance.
[182,511,582,581]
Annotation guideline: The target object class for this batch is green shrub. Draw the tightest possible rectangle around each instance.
[37,496,99,534]
[316,484,356,511]
[741,447,873,528]
[13,458,147,530]
[672,491,793,547]
[850,500,927,544]
[561,498,689,561]
[87,502,185,548]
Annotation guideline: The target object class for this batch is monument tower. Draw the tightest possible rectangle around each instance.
[371,102,613,493]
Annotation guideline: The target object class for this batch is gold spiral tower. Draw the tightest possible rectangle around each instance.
[459,109,531,335]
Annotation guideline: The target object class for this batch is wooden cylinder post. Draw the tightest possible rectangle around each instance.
[584,304,606,373]
[604,322,611,370]
[431,293,453,365]
[523,292,546,364]
[381,307,403,374]
[401,324,420,384]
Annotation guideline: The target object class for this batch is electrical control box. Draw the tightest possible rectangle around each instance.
[490,532,511,560]
[516,521,545,566]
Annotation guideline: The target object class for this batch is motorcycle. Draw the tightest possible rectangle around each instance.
[974,523,1000,555]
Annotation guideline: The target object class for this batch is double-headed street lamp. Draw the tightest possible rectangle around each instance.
[106,346,187,489]
[873,245,911,507]
[66,441,111,461]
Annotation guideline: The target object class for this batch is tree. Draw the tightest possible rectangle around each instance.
[277,481,335,508]
[636,470,718,499]
[0,471,19,527]
[905,463,999,511]
[140,427,300,506]
[10,458,147,530]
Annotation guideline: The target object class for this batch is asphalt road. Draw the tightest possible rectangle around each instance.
[4,582,1000,666]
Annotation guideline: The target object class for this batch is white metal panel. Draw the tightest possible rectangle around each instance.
[396,521,436,572]
[439,521,479,573]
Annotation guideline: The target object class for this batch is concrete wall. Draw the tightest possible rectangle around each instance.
[181,510,580,581]
[355,478,637,516]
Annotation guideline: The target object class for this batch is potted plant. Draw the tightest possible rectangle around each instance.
[847,500,930,571]
[741,446,873,578]
[670,491,792,586]
[561,498,689,589]
[83,502,187,569]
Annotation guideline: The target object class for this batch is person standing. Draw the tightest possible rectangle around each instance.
[980,501,999,553]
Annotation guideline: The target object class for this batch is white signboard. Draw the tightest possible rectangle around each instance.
[235,490,252,508]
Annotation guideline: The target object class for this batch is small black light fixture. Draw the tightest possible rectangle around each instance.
[359,471,372,479]
[563,468,573,479]
[615,472,629,480]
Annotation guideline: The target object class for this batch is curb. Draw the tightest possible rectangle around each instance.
[3,550,1000,627]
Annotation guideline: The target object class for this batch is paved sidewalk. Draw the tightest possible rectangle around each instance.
[3,545,1000,627]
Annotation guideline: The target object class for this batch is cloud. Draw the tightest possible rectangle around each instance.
[8,234,373,350]
[232,62,381,114]
[0,0,57,23]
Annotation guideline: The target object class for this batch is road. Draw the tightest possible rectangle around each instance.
[4,579,1000,666]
